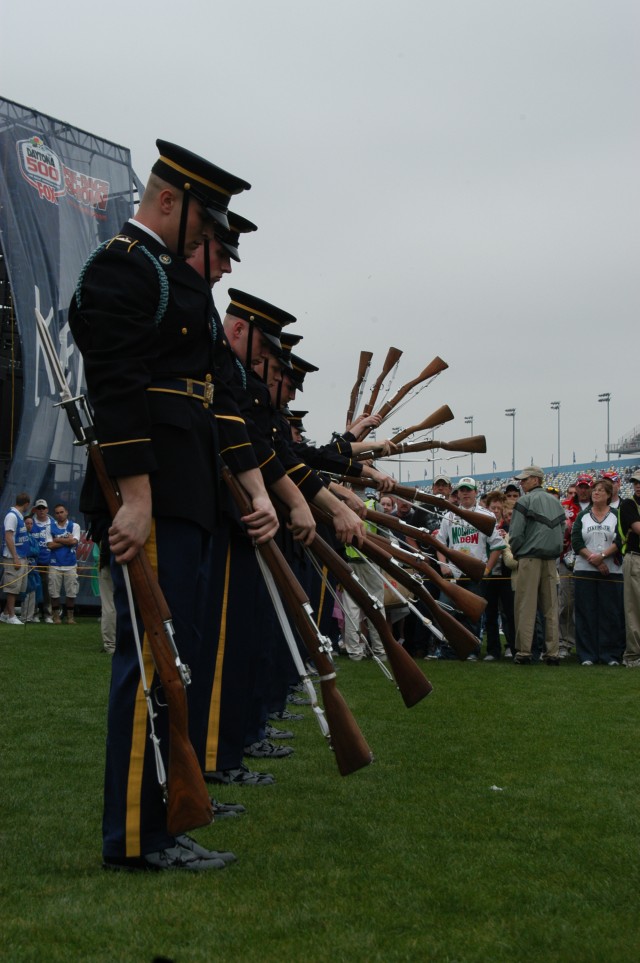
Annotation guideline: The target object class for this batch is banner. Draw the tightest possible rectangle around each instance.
[0,98,141,600]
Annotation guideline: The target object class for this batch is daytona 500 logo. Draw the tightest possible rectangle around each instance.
[17,136,110,212]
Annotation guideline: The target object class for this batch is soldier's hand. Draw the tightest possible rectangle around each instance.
[110,475,152,563]
[331,502,366,546]
[330,482,366,517]
[367,467,395,493]
[242,494,279,544]
[287,502,316,545]
[109,505,151,564]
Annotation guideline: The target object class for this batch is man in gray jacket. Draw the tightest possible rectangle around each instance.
[509,466,566,665]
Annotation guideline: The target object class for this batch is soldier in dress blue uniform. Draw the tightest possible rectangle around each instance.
[69,140,278,872]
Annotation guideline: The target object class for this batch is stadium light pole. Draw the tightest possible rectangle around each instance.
[393,426,404,484]
[598,393,611,461]
[431,429,436,484]
[550,401,560,469]
[505,408,516,472]
[464,415,474,475]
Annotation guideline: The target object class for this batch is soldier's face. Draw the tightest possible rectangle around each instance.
[279,375,296,405]
[188,239,231,285]
[178,198,216,255]
[249,328,270,363]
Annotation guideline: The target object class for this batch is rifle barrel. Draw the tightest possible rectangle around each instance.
[307,530,433,708]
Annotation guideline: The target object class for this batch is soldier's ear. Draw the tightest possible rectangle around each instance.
[158,188,177,215]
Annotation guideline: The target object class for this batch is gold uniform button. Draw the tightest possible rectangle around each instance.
[205,373,212,383]
[181,327,188,335]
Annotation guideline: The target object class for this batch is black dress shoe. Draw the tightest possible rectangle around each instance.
[176,834,236,864]
[244,739,294,759]
[210,797,247,817]
[205,764,275,785]
[103,843,226,872]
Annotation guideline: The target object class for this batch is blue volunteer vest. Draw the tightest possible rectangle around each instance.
[31,517,52,564]
[49,520,77,567]
[4,509,30,558]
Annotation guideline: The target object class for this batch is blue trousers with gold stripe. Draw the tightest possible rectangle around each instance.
[102,517,215,860]
[194,524,263,773]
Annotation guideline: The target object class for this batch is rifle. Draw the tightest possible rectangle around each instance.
[389,484,496,537]
[345,350,373,429]
[35,307,212,834]
[356,434,486,461]
[375,356,449,423]
[390,406,455,445]
[221,465,373,777]
[330,474,497,538]
[353,536,480,659]
[364,532,487,623]
[363,507,486,581]
[362,346,403,417]
[304,528,433,708]
[368,435,487,458]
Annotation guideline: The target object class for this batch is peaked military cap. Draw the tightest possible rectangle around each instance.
[285,409,308,431]
[215,211,257,262]
[226,288,296,349]
[153,140,251,230]
[288,352,319,392]
[274,331,303,370]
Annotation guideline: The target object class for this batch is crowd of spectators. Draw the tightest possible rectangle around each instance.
[367,464,640,668]
[1,493,81,626]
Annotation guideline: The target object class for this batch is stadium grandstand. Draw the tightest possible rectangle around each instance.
[406,457,640,497]
[607,425,640,456]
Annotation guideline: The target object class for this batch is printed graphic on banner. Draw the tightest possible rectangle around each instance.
[16,135,110,213]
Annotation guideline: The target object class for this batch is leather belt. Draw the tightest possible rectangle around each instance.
[147,377,214,406]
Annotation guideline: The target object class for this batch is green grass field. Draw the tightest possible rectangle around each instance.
[1,619,639,963]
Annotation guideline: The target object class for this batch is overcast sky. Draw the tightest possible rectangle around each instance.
[3,0,639,481]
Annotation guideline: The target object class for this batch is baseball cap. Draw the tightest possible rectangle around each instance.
[576,474,594,487]
[504,482,520,493]
[514,466,544,481]
[34,499,48,509]
[433,473,451,485]
[457,476,477,490]
[629,473,640,484]
[600,471,620,483]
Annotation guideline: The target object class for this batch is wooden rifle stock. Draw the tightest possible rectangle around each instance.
[362,346,403,416]
[354,535,480,660]
[365,532,487,623]
[388,484,497,537]
[346,350,373,429]
[386,435,487,457]
[221,466,373,777]
[334,475,496,538]
[376,356,449,423]
[390,405,454,445]
[364,507,486,581]
[306,528,433,708]
[87,447,213,835]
